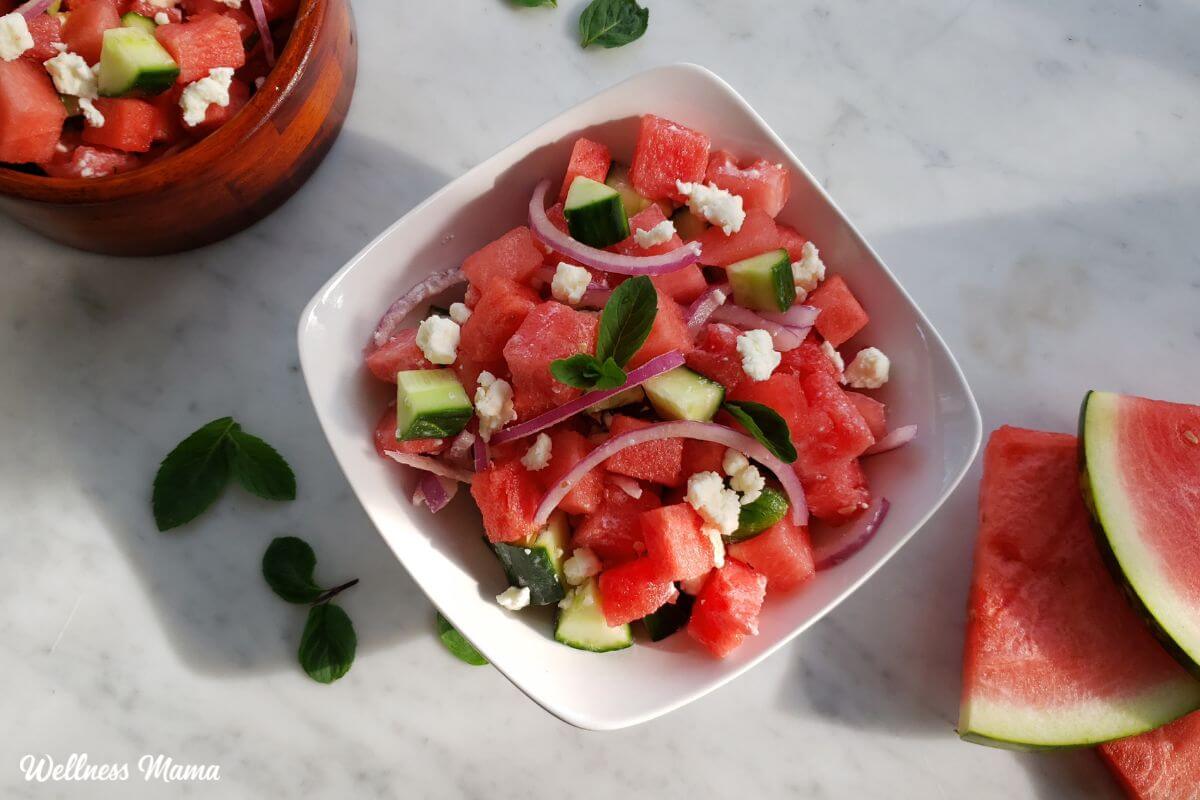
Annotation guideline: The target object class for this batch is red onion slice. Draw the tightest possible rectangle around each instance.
[371,266,466,349]
[246,0,275,66]
[15,0,53,19]
[529,180,701,275]
[759,304,820,329]
[417,473,457,513]
[534,420,807,527]
[685,284,728,337]
[472,435,490,473]
[863,425,918,456]
[813,498,890,570]
[489,350,685,445]
[708,305,806,351]
[383,451,474,484]
[447,429,476,465]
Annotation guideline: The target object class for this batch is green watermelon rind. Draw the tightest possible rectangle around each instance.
[1080,390,1200,680]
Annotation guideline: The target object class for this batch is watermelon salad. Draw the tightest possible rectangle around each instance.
[364,114,916,659]
[0,0,294,178]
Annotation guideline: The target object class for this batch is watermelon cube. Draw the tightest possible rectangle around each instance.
[81,98,157,153]
[22,13,64,62]
[40,144,139,178]
[728,373,808,444]
[148,88,184,143]
[776,223,808,262]
[129,0,182,21]
[798,457,870,522]
[457,278,539,383]
[685,322,744,391]
[155,15,246,85]
[365,328,432,383]
[539,427,604,515]
[188,76,249,134]
[682,439,726,475]
[610,205,707,303]
[801,370,875,459]
[598,557,676,627]
[372,404,444,457]
[470,459,541,543]
[705,151,791,218]
[62,0,121,64]
[0,60,67,164]
[641,503,715,581]
[572,483,661,568]
[628,114,710,201]
[778,338,841,381]
[503,301,598,419]
[461,226,545,291]
[808,275,869,347]
[727,516,815,593]
[604,414,684,487]
[845,391,887,440]
[627,286,691,368]
[686,559,767,658]
[558,136,611,202]
[696,208,781,267]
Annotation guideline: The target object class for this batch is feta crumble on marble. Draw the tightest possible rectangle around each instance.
[844,347,891,389]
[179,67,234,127]
[550,261,590,306]
[675,180,746,235]
[736,329,780,381]
[496,586,530,611]
[415,314,460,365]
[792,241,826,296]
[448,302,472,325]
[474,371,516,441]
[685,471,741,536]
[633,219,675,248]
[820,340,845,378]
[563,547,601,586]
[520,432,552,471]
[0,13,33,62]
[78,98,105,128]
[44,51,98,98]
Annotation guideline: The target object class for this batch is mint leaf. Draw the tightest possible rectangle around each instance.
[551,353,604,389]
[595,275,657,367]
[723,401,798,463]
[513,0,555,6]
[298,603,357,684]
[228,428,296,501]
[579,0,648,48]
[593,357,627,390]
[437,612,488,666]
[262,537,324,604]
[152,417,237,531]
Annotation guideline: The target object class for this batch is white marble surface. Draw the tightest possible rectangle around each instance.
[2,0,1198,796]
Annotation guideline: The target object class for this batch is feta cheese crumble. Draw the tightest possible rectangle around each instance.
[0,12,33,62]
[448,302,472,325]
[722,448,749,478]
[704,525,727,568]
[792,241,826,296]
[563,547,601,586]
[633,219,675,249]
[415,314,460,365]
[675,180,746,235]
[78,97,105,128]
[474,371,516,441]
[844,347,891,389]
[216,0,242,7]
[179,67,234,127]
[496,585,530,611]
[730,463,765,505]
[550,261,590,306]
[520,432,552,471]
[736,329,780,381]
[685,471,741,536]
[43,51,98,98]
[820,340,845,378]
[154,12,170,24]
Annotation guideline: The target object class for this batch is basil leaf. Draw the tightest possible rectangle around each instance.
[436,612,488,666]
[579,0,648,49]
[513,0,555,6]
[227,428,296,501]
[298,603,357,684]
[550,353,603,389]
[723,401,798,463]
[593,357,627,390]
[595,275,657,367]
[262,536,324,604]
[152,417,237,531]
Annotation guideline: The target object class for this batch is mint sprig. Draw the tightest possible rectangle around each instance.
[437,612,488,666]
[723,401,798,463]
[550,276,657,391]
[579,0,648,49]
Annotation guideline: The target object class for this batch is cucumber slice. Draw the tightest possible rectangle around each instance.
[671,207,708,240]
[643,366,725,422]
[730,486,789,541]
[491,512,569,606]
[555,579,632,652]
[642,593,695,641]
[588,385,645,412]
[395,368,473,440]
[98,27,179,97]
[727,248,796,313]
[564,176,629,248]
[605,163,654,217]
[120,11,157,32]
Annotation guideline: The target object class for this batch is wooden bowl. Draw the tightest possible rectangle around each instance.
[0,0,357,256]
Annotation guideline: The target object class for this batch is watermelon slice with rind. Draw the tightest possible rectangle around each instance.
[959,426,1200,750]
[1081,390,1200,677]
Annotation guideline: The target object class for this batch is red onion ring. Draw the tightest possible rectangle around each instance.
[863,425,917,456]
[472,435,490,472]
[417,473,456,513]
[246,0,275,66]
[370,266,466,349]
[15,0,53,19]
[685,284,729,337]
[813,498,890,570]
[383,451,474,484]
[489,351,685,445]
[447,429,476,465]
[529,180,702,275]
[759,304,820,329]
[708,305,806,351]
[534,420,807,527]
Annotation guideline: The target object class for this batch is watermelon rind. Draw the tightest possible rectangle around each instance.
[1080,390,1200,679]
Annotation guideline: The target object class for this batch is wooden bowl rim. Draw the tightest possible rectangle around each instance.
[0,0,334,203]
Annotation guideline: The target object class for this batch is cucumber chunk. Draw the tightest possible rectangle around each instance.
[727,248,796,313]
[642,593,695,641]
[564,176,629,248]
[643,366,725,422]
[395,368,473,440]
[120,11,157,33]
[605,163,654,217]
[555,579,632,652]
[588,385,645,412]
[491,512,569,606]
[670,207,708,240]
[98,26,180,97]
[731,486,789,541]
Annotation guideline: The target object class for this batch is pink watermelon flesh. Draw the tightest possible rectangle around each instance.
[686,559,767,658]
[628,114,710,202]
[1099,710,1200,800]
[598,556,675,626]
[958,426,1200,749]
[640,503,715,582]
[727,515,815,593]
[502,300,597,419]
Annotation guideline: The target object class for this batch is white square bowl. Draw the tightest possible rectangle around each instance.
[297,63,982,731]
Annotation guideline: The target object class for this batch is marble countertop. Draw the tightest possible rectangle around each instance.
[3,0,1197,797]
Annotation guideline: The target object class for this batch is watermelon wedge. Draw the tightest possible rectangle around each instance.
[1081,390,1200,677]
[1099,710,1200,799]
[959,426,1200,750]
